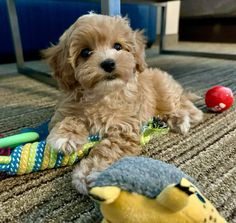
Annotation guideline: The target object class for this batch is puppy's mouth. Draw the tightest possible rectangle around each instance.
[106,74,118,81]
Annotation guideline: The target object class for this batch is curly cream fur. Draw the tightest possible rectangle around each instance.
[43,14,203,194]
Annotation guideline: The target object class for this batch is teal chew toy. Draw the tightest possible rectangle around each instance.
[0,117,169,175]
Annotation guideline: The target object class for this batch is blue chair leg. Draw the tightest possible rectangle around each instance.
[101,0,121,16]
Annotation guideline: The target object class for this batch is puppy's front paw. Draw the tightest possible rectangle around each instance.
[167,114,190,135]
[47,128,86,155]
[72,169,101,195]
[72,156,106,195]
[72,167,90,195]
[47,135,80,154]
[87,171,101,187]
[47,117,89,154]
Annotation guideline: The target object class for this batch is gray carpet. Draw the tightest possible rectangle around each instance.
[0,55,235,223]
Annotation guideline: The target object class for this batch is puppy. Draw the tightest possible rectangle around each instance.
[44,14,203,194]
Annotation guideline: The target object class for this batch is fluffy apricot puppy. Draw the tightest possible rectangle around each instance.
[44,14,203,194]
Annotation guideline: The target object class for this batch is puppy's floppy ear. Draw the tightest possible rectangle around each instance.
[133,30,147,72]
[42,28,77,91]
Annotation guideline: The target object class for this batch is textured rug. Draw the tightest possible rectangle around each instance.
[0,55,235,223]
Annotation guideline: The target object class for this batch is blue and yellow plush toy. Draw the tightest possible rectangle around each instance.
[89,157,227,223]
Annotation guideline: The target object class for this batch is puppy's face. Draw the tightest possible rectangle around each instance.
[44,14,147,92]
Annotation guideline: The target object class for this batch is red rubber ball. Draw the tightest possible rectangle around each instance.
[205,86,234,112]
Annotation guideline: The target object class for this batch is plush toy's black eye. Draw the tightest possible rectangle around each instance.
[113,43,122,51]
[80,48,93,58]
[195,192,206,203]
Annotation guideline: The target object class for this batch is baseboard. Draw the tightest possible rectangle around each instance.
[154,34,179,47]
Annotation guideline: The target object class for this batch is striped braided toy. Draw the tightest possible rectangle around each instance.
[0,133,99,175]
[0,117,168,175]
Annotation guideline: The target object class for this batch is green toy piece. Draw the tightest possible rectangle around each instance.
[140,117,168,145]
[0,132,39,149]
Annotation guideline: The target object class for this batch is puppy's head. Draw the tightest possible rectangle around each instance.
[43,14,147,92]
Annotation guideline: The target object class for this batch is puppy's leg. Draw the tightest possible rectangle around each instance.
[47,116,88,154]
[150,69,203,134]
[164,93,203,134]
[72,127,141,194]
[48,110,65,131]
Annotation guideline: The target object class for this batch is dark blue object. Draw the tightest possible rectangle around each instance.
[21,120,50,141]
[0,0,156,63]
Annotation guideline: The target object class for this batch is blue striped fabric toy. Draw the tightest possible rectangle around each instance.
[0,118,168,175]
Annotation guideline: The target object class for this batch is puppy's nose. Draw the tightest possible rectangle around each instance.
[100,59,116,73]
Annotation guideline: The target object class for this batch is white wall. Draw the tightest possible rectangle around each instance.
[156,0,180,35]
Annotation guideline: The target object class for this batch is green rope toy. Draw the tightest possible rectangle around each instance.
[0,117,168,175]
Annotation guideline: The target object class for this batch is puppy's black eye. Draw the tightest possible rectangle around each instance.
[80,48,93,58]
[113,43,122,51]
